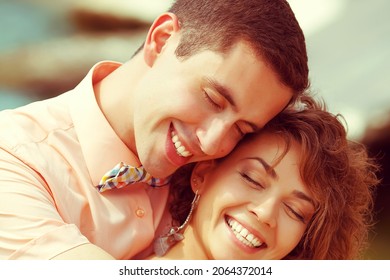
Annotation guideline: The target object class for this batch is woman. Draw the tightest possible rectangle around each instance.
[149,97,379,260]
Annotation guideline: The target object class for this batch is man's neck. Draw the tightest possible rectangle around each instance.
[94,56,146,154]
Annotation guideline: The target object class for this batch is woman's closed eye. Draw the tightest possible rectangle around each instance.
[239,171,265,189]
[284,203,306,223]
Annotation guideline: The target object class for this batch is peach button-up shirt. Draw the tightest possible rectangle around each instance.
[0,62,170,259]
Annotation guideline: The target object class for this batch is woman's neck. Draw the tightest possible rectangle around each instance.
[147,226,208,260]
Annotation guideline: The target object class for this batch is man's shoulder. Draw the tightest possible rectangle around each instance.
[0,91,76,152]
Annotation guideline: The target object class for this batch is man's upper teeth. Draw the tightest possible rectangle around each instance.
[227,217,262,248]
[171,131,192,157]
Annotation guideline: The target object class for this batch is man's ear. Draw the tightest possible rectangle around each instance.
[191,160,216,194]
[143,12,180,67]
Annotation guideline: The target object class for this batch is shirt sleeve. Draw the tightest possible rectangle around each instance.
[0,148,89,260]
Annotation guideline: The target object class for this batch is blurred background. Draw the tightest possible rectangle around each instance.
[0,0,389,259]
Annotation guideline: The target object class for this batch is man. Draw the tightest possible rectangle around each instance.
[0,0,308,259]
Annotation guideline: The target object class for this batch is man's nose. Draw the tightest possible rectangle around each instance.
[196,118,232,156]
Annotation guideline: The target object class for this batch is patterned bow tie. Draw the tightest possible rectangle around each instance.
[97,162,170,192]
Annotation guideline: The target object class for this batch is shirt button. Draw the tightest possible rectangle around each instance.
[136,208,145,218]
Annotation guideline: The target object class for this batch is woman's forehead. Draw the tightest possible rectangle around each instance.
[235,132,286,155]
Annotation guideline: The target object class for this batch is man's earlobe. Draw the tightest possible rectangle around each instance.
[143,12,180,66]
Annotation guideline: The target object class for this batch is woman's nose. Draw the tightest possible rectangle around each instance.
[251,198,278,229]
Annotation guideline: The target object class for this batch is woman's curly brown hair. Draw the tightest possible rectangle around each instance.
[169,96,380,259]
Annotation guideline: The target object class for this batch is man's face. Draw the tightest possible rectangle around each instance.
[133,36,292,178]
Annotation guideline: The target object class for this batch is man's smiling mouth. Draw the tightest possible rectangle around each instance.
[171,130,192,157]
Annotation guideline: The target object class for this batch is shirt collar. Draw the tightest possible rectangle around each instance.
[70,61,141,186]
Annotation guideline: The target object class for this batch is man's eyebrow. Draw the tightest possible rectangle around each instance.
[246,157,278,179]
[203,77,260,132]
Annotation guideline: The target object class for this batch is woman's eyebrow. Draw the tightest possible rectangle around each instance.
[292,190,315,208]
[246,157,278,179]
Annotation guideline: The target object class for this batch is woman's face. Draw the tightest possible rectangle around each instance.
[192,132,316,259]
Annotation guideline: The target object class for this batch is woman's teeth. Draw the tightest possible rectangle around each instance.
[171,131,192,157]
[227,217,263,248]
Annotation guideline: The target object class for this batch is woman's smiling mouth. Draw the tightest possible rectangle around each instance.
[226,216,265,249]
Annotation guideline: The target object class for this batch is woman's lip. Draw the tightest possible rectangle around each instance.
[225,215,267,253]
